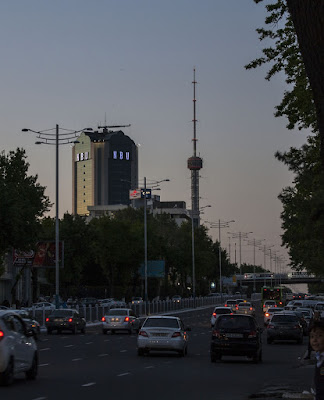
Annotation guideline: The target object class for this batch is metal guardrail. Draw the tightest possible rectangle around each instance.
[25,294,246,327]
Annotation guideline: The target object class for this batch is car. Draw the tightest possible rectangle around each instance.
[0,306,9,310]
[45,309,86,334]
[263,300,277,313]
[101,308,141,334]
[137,315,190,356]
[295,308,313,327]
[236,301,255,316]
[210,306,232,327]
[210,314,262,363]
[290,310,308,336]
[172,295,182,303]
[0,310,38,386]
[131,297,143,305]
[224,299,237,312]
[28,302,55,311]
[109,300,127,309]
[264,307,284,325]
[266,312,303,344]
[81,297,98,306]
[14,310,41,340]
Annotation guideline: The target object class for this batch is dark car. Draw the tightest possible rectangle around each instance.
[14,310,41,340]
[210,314,262,363]
[45,309,86,334]
[266,312,303,344]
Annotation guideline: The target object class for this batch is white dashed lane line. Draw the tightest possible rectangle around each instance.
[40,348,51,352]
[145,366,154,369]
[82,382,96,387]
[39,363,49,367]
[64,345,74,348]
[85,342,93,345]
[120,350,127,353]
[117,373,130,377]
[98,353,109,357]
[32,397,47,400]
[72,358,83,362]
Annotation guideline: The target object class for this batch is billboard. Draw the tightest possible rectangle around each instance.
[129,188,141,199]
[139,260,165,278]
[13,241,64,268]
[13,249,35,266]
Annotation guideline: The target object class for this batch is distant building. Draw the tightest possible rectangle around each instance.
[72,127,138,215]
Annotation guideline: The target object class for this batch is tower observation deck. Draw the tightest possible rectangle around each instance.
[187,68,203,228]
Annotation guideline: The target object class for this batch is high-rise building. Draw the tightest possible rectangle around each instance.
[72,127,138,215]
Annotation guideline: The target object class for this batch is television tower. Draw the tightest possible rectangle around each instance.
[187,68,203,228]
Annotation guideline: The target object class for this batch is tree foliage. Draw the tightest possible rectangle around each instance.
[0,148,50,274]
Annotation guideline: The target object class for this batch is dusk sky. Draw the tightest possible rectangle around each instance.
[0,1,310,282]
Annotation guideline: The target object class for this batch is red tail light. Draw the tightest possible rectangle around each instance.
[124,317,130,322]
[139,330,148,337]
[68,318,73,322]
[248,331,257,338]
[212,313,216,317]
[274,305,277,307]
[0,330,4,341]
[250,307,253,311]
[224,304,227,307]
[171,332,181,338]
[279,301,282,305]
[265,313,269,317]
[101,317,106,322]
[46,317,49,322]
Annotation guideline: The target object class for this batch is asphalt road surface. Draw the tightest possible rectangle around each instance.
[1,304,314,400]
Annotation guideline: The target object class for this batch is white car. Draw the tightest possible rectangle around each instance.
[101,308,141,334]
[210,306,232,327]
[0,310,38,386]
[137,315,190,356]
[262,300,277,314]
[236,301,255,316]
[264,307,284,325]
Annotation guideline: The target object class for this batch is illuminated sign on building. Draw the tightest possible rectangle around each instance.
[76,152,89,161]
[113,151,130,160]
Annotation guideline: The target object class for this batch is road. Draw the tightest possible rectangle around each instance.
[1,305,314,400]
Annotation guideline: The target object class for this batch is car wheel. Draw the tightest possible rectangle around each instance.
[72,326,77,335]
[267,338,273,344]
[81,327,86,334]
[297,337,303,344]
[0,357,14,386]
[25,352,38,380]
[47,328,52,335]
[102,329,107,335]
[178,347,186,357]
[137,348,144,356]
[211,352,221,363]
[128,329,132,335]
[252,351,260,364]
[111,330,115,335]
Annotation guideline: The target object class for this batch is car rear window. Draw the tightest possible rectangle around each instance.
[214,308,232,314]
[108,309,128,316]
[271,315,298,323]
[217,316,254,330]
[226,300,236,305]
[143,318,179,328]
[239,302,251,307]
[51,310,73,317]
[265,301,276,305]
[268,308,283,312]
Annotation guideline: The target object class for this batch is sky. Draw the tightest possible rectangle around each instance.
[0,1,310,282]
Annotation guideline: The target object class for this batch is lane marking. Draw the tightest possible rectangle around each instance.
[120,350,127,353]
[145,366,154,369]
[85,342,93,345]
[98,353,109,357]
[39,363,49,367]
[72,358,83,361]
[82,382,96,387]
[40,348,50,351]
[32,397,47,400]
[117,372,130,377]
[104,339,110,342]
[64,345,74,348]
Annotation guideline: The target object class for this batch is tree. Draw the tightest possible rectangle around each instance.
[0,149,50,272]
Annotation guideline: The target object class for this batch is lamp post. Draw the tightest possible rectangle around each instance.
[245,238,265,292]
[191,205,211,299]
[22,125,91,308]
[207,220,235,296]
[142,177,169,301]
[227,231,252,290]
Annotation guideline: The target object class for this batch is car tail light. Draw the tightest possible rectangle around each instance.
[0,331,4,341]
[279,301,282,305]
[139,330,148,337]
[265,313,269,317]
[171,332,181,338]
[224,304,227,307]
[101,317,106,322]
[248,331,257,338]
[274,305,277,307]
[124,317,130,322]
[68,318,73,322]
[46,317,49,322]
[212,313,216,317]
[250,307,253,311]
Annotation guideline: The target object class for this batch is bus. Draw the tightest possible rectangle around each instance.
[261,286,284,308]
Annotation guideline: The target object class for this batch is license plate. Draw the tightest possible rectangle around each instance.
[226,333,243,338]
[54,318,63,322]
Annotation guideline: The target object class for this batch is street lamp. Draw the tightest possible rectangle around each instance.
[245,238,265,292]
[142,177,170,301]
[207,220,235,296]
[22,125,92,308]
[191,205,211,299]
[227,231,253,290]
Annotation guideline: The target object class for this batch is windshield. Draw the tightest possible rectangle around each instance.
[239,302,250,307]
[214,308,232,314]
[272,315,298,323]
[217,316,254,330]
[226,300,236,305]
[51,310,73,317]
[143,318,180,328]
[108,309,128,316]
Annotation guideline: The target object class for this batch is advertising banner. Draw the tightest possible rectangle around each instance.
[12,249,35,266]
[129,188,141,199]
[33,241,64,268]
[139,260,165,278]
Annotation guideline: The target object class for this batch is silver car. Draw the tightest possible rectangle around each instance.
[102,308,141,334]
[137,316,190,356]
